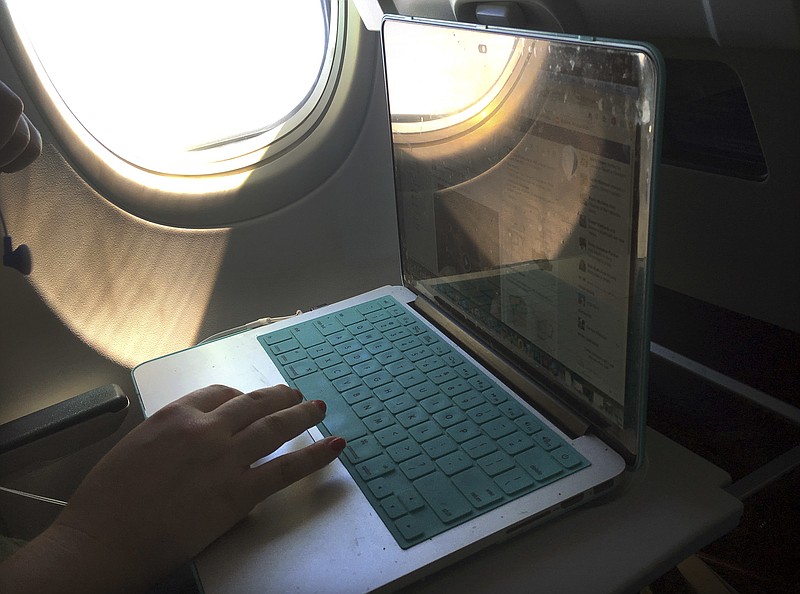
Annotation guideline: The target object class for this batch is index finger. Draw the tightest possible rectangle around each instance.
[177,384,243,413]
[244,435,347,506]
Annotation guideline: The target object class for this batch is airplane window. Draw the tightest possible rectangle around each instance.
[4,0,337,175]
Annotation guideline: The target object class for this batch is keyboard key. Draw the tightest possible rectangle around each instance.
[381,496,406,519]
[315,352,344,369]
[356,301,382,315]
[290,323,325,348]
[407,381,438,401]
[323,363,351,380]
[429,342,451,356]
[495,467,535,495]
[375,348,404,365]
[452,389,485,410]
[284,359,317,379]
[533,428,562,451]
[452,467,503,508]
[343,350,371,365]
[463,435,499,459]
[356,330,383,345]
[374,425,409,447]
[367,477,392,498]
[408,420,442,443]
[395,336,422,351]
[345,435,382,463]
[275,348,306,365]
[341,386,373,405]
[417,356,445,373]
[335,340,361,355]
[384,327,411,341]
[387,439,423,463]
[498,400,526,419]
[414,472,472,523]
[477,450,515,476]
[259,329,293,345]
[346,321,373,335]
[352,398,383,418]
[551,446,585,469]
[332,374,362,392]
[447,421,483,444]
[422,435,458,459]
[437,451,473,476]
[498,431,536,455]
[365,309,391,323]
[405,345,432,361]
[420,393,451,414]
[515,415,542,435]
[269,338,301,354]
[439,378,471,397]
[366,339,393,354]
[433,406,468,428]
[427,368,458,385]
[454,363,478,379]
[385,394,416,414]
[313,315,345,336]
[353,360,383,377]
[468,402,501,424]
[364,411,394,432]
[334,309,364,326]
[385,360,416,377]
[400,455,436,480]
[372,381,405,401]
[326,330,354,346]
[483,417,517,439]
[356,455,395,480]
[363,370,394,389]
[397,369,427,388]
[395,515,425,540]
[396,406,429,428]
[375,319,401,332]
[515,447,564,481]
[483,387,507,404]
[467,374,491,392]
[396,489,425,511]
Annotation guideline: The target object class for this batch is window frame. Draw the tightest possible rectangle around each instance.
[0,0,372,227]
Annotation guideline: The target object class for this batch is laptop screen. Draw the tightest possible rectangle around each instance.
[383,18,660,462]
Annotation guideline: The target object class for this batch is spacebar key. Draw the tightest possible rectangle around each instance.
[294,372,367,441]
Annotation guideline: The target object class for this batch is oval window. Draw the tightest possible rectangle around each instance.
[4,0,338,176]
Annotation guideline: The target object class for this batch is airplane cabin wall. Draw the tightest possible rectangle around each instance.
[0,4,400,421]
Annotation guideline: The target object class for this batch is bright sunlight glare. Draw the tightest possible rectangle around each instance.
[7,0,332,172]
[384,23,518,133]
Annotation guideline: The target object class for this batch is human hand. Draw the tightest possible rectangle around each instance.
[0,384,345,593]
[0,80,42,173]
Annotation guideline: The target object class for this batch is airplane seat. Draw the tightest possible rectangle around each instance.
[0,385,129,542]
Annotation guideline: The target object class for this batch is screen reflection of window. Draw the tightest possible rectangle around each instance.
[386,24,521,135]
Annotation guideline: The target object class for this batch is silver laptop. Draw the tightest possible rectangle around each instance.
[133,16,663,593]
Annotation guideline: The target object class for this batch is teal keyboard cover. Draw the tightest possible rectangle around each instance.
[259,296,589,548]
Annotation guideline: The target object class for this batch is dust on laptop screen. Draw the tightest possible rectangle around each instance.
[384,19,657,444]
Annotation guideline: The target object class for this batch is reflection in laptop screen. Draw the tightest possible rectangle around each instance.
[385,22,657,446]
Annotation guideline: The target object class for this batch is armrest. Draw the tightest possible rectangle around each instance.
[0,385,129,455]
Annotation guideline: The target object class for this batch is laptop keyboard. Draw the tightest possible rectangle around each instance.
[259,296,590,549]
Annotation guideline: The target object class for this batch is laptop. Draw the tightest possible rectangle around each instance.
[133,15,663,593]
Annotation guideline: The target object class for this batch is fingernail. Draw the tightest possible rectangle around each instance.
[312,399,327,413]
[329,437,346,454]
[293,388,304,400]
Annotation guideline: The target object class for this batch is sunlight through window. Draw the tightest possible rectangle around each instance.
[5,0,337,174]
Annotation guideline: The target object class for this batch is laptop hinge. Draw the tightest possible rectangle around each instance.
[413,296,590,439]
